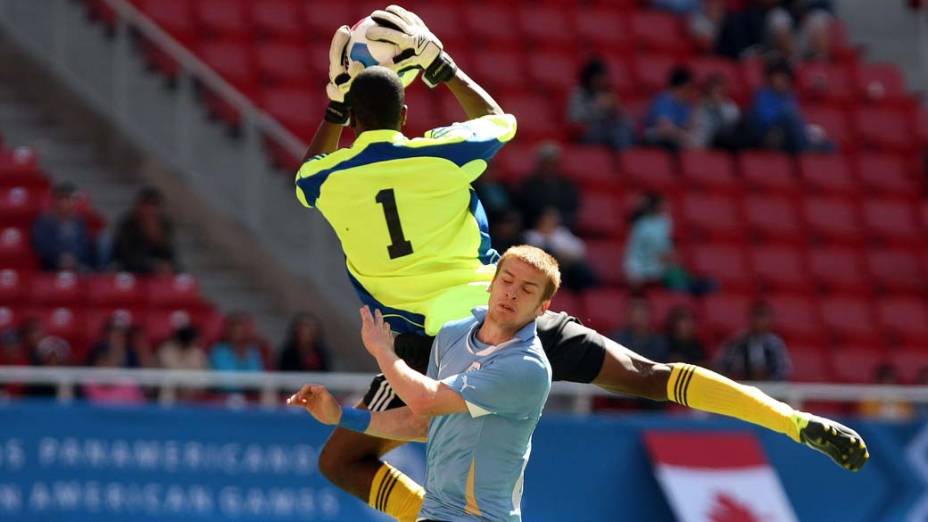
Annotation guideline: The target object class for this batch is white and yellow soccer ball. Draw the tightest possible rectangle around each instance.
[347,16,420,88]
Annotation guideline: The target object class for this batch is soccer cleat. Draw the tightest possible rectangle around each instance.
[793,412,869,471]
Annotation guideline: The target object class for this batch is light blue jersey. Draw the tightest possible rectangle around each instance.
[419,307,552,522]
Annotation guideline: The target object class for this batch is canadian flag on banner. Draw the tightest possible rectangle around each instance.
[644,431,798,522]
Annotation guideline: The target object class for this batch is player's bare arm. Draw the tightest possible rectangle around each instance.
[288,384,429,442]
[360,306,467,416]
[302,25,355,161]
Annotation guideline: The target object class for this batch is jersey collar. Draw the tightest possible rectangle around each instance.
[470,306,538,344]
[353,129,406,147]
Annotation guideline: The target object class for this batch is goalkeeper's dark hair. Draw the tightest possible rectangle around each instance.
[347,66,405,130]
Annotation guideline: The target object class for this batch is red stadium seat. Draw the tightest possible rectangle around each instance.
[0,269,26,306]
[788,346,832,382]
[0,187,42,228]
[252,0,303,41]
[688,243,752,291]
[462,4,518,44]
[0,228,37,270]
[831,348,887,383]
[740,56,765,93]
[472,50,528,91]
[527,50,579,95]
[602,56,637,98]
[766,293,824,343]
[855,62,909,105]
[742,195,802,242]
[861,198,922,244]
[0,147,47,191]
[0,306,21,333]
[877,297,928,344]
[628,11,686,53]
[807,246,869,293]
[888,350,928,383]
[865,248,926,293]
[84,307,144,338]
[29,272,84,307]
[701,293,753,340]
[679,150,738,192]
[573,8,630,53]
[560,145,616,189]
[854,107,915,152]
[87,273,146,307]
[577,192,625,238]
[497,93,560,139]
[194,0,252,39]
[797,154,857,195]
[146,274,204,308]
[796,62,854,104]
[585,239,625,286]
[855,152,918,196]
[196,40,257,91]
[302,1,357,37]
[631,54,677,93]
[550,290,584,320]
[136,0,195,42]
[146,306,224,345]
[254,42,317,86]
[261,87,325,139]
[801,196,862,243]
[803,105,854,151]
[34,307,85,348]
[581,288,627,333]
[680,193,744,239]
[750,244,809,291]
[738,151,797,193]
[517,5,575,47]
[820,295,880,345]
[648,290,692,328]
[492,142,537,185]
[617,148,676,192]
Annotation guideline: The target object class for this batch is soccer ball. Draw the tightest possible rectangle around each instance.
[347,17,419,88]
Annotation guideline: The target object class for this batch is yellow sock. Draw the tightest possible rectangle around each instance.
[369,462,425,522]
[666,363,803,442]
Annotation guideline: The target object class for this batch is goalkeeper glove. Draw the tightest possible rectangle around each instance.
[325,25,363,125]
[367,5,457,88]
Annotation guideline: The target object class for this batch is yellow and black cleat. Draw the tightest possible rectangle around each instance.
[794,413,869,472]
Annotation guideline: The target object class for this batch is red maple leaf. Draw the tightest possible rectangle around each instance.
[708,492,768,522]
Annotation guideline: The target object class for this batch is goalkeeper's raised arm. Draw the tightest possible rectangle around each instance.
[367,5,504,119]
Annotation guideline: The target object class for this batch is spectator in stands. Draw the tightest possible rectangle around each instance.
[567,58,635,150]
[25,320,72,396]
[643,66,698,151]
[651,0,701,14]
[689,0,728,53]
[209,313,264,373]
[111,186,179,274]
[472,165,513,223]
[748,58,832,154]
[516,143,580,230]
[490,209,524,255]
[278,313,331,372]
[714,0,784,59]
[87,320,145,368]
[693,73,744,150]
[610,296,668,363]
[31,182,95,272]
[664,306,707,366]
[765,8,797,60]
[524,207,599,291]
[858,363,913,420]
[83,322,146,404]
[158,325,207,371]
[0,330,27,396]
[716,302,792,381]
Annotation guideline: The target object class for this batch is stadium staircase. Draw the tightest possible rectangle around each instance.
[6,0,928,380]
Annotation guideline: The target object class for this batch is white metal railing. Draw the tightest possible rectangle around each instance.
[2,366,927,414]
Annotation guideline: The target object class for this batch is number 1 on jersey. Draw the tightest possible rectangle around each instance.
[375,188,414,259]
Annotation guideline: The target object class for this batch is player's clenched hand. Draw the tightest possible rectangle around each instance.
[325,25,362,125]
[360,306,395,358]
[366,5,457,87]
[287,384,342,425]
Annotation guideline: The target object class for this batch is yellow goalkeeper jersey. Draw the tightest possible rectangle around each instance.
[295,113,517,335]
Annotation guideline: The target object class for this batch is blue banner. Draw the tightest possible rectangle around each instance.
[0,401,922,521]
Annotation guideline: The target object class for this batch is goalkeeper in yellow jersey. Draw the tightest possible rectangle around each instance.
[294,6,868,521]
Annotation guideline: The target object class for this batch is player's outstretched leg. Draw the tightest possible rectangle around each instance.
[317,397,424,522]
[540,313,869,471]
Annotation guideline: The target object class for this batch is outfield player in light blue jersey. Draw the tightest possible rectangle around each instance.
[289,245,559,521]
